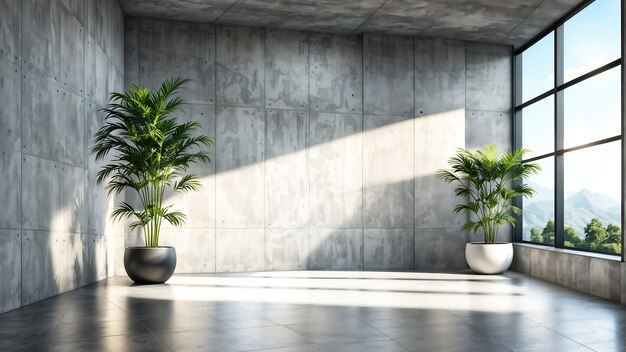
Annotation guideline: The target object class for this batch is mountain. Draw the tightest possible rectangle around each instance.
[523,189,620,239]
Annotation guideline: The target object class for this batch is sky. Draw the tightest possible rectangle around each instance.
[520,0,621,199]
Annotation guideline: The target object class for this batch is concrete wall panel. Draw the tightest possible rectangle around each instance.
[60,164,88,234]
[162,104,216,229]
[363,33,414,117]
[466,110,512,150]
[60,6,84,96]
[139,18,215,104]
[0,150,20,230]
[216,229,264,272]
[265,110,308,228]
[364,229,414,270]
[61,0,84,24]
[511,244,531,274]
[216,106,265,228]
[530,247,557,283]
[0,0,21,63]
[22,231,85,304]
[85,102,113,235]
[414,229,471,270]
[84,34,109,106]
[310,33,362,114]
[363,115,414,228]
[265,29,309,110]
[60,91,85,166]
[22,0,61,82]
[0,58,20,152]
[415,38,465,115]
[556,252,590,293]
[124,17,139,88]
[265,229,309,271]
[465,42,512,112]
[310,229,363,270]
[21,155,61,232]
[0,230,21,313]
[217,26,264,107]
[590,258,621,302]
[22,74,62,161]
[21,231,57,304]
[160,229,216,273]
[415,111,466,229]
[309,112,362,229]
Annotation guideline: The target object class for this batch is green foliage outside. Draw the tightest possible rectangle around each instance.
[530,218,621,254]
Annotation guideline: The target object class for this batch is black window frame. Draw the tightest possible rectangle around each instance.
[513,0,625,260]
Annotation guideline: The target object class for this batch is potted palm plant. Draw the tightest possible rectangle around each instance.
[92,77,213,284]
[437,145,540,274]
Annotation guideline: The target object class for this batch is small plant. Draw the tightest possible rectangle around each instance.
[91,77,213,247]
[437,145,540,244]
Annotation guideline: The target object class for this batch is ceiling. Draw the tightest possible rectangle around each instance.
[118,0,586,48]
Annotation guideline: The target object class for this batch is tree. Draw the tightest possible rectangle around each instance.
[530,218,621,254]
[564,226,581,247]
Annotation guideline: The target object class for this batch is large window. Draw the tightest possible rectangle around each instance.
[515,0,622,256]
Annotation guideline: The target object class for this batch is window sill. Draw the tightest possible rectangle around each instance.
[513,242,622,262]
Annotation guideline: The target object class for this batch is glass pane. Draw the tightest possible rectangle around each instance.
[523,157,554,244]
[564,0,621,82]
[564,66,620,148]
[521,33,554,103]
[521,96,554,159]
[564,142,621,254]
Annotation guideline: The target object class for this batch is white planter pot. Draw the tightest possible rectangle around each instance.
[465,242,513,274]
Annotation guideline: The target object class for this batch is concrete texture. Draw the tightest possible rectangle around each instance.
[415,110,466,229]
[415,38,465,115]
[310,229,363,270]
[363,33,414,117]
[216,229,265,272]
[159,228,216,273]
[465,42,512,113]
[0,0,124,314]
[529,246,557,283]
[590,257,622,302]
[216,26,265,108]
[309,112,362,229]
[512,244,626,305]
[309,33,362,114]
[556,251,590,293]
[0,58,20,152]
[466,110,512,150]
[265,229,309,271]
[364,229,414,270]
[116,0,582,47]
[265,29,309,110]
[216,106,265,228]
[0,150,20,230]
[363,115,414,229]
[139,18,215,104]
[265,110,309,228]
[414,229,472,271]
[161,104,216,229]
[22,0,62,82]
[0,229,20,313]
[129,18,514,274]
[0,0,21,63]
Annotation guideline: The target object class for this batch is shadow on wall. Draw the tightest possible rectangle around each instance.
[117,106,510,274]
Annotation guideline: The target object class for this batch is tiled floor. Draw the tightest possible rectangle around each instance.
[2,271,626,352]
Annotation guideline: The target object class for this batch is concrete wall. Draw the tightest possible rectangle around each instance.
[123,17,512,274]
[512,244,626,304]
[0,0,124,313]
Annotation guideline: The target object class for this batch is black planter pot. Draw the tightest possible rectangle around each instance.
[124,247,177,284]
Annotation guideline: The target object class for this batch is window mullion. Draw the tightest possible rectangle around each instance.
[555,25,565,249]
